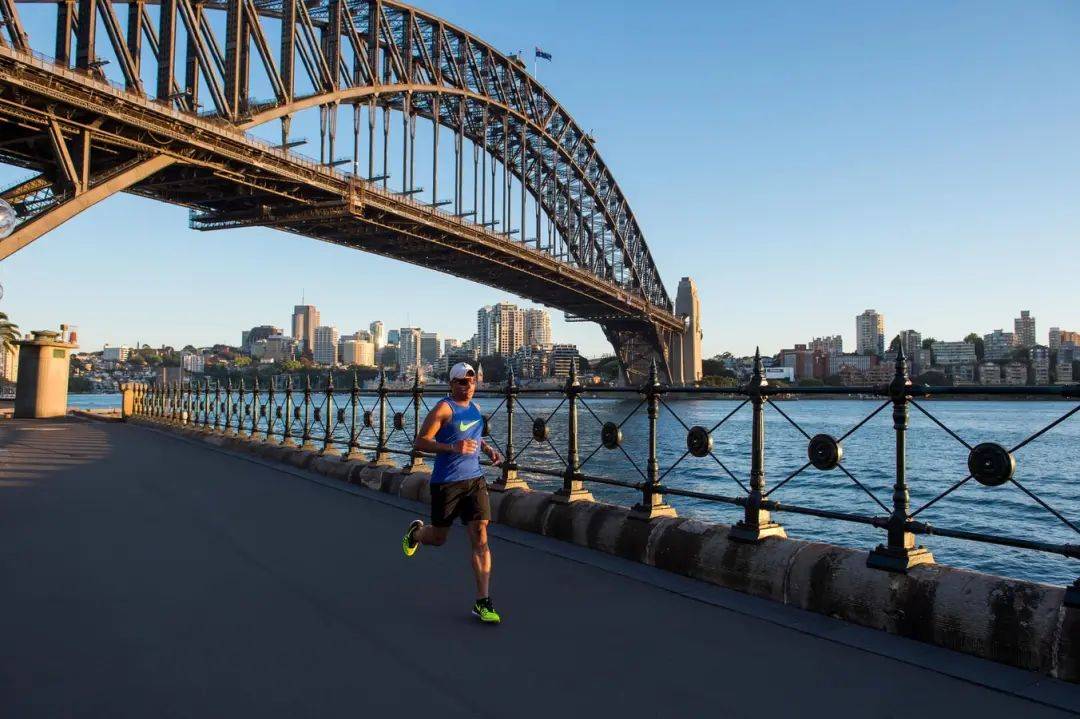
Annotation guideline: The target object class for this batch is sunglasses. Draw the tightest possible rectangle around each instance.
[452,376,476,384]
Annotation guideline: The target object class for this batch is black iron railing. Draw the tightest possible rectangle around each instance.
[128,347,1080,604]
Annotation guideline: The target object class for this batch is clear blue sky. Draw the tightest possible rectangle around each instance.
[2,0,1078,356]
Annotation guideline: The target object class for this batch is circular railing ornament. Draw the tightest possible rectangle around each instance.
[363,410,373,428]
[220,402,226,413]
[482,415,491,437]
[686,426,713,458]
[337,408,346,423]
[275,406,283,418]
[259,405,266,417]
[244,404,252,416]
[0,198,16,239]
[601,422,622,450]
[393,412,405,430]
[293,407,301,420]
[807,434,843,471]
[532,417,549,442]
[313,408,321,421]
[968,442,1015,487]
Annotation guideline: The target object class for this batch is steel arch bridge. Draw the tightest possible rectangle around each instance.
[0,0,688,383]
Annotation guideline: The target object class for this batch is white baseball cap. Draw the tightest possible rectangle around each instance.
[449,362,476,381]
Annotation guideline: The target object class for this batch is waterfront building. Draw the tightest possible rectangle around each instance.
[1003,362,1027,385]
[898,330,922,359]
[978,363,1001,385]
[261,335,297,363]
[387,329,400,345]
[291,305,319,355]
[1030,346,1050,385]
[420,332,442,365]
[932,341,976,366]
[778,345,814,380]
[856,310,885,356]
[340,339,376,366]
[808,335,843,355]
[398,327,422,373]
[983,329,1017,361]
[102,345,131,362]
[765,367,795,383]
[827,353,874,377]
[1057,363,1074,384]
[916,349,933,375]
[441,345,479,377]
[181,352,205,374]
[1,342,18,383]
[369,321,386,354]
[509,344,550,379]
[1059,342,1079,365]
[550,344,579,378]
[242,325,283,354]
[477,302,524,357]
[523,309,552,348]
[949,364,976,385]
[1050,327,1061,352]
[313,326,339,366]
[837,365,867,385]
[1014,310,1036,349]
[443,338,460,355]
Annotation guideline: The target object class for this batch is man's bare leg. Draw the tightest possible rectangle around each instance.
[466,520,491,599]
[413,525,449,547]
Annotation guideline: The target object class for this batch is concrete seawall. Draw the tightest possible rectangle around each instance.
[130,416,1080,683]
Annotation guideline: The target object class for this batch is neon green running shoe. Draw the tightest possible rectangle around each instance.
[402,519,423,557]
[472,598,501,624]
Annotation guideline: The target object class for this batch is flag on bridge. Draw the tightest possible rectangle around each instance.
[535,47,552,61]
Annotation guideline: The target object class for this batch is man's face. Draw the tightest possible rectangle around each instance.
[451,375,475,401]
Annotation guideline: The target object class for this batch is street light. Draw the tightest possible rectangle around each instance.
[0,198,15,239]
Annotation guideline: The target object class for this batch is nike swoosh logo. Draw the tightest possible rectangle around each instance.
[458,420,480,432]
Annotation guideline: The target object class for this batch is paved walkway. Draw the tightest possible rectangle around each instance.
[1,417,1078,718]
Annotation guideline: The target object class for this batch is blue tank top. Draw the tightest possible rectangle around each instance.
[431,398,484,485]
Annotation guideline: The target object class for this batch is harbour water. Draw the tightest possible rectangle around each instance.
[76,393,1079,587]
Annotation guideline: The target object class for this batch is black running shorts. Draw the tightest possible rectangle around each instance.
[430,477,491,527]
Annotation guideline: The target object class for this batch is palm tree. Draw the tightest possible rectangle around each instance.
[0,311,20,354]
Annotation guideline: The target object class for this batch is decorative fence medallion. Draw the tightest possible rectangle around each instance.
[276,407,283,418]
[686,426,712,457]
[244,404,252,416]
[807,434,843,471]
[259,405,266,417]
[337,408,346,423]
[293,407,301,420]
[601,422,622,450]
[532,417,549,442]
[313,408,321,422]
[482,415,491,437]
[394,412,406,430]
[363,411,373,428]
[968,443,1015,487]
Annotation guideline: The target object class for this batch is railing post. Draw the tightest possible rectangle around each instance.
[300,374,316,451]
[237,377,249,438]
[405,368,425,472]
[491,366,527,491]
[868,345,934,571]
[224,376,234,434]
[371,366,391,465]
[249,374,261,439]
[553,359,593,503]
[343,371,364,461]
[631,362,677,520]
[281,375,295,447]
[265,376,276,443]
[320,371,339,456]
[730,348,786,542]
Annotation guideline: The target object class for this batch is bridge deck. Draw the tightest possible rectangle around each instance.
[1,417,1077,718]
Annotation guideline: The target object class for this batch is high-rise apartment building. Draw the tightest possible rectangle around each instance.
[1031,346,1050,385]
[340,339,376,366]
[369,319,386,351]
[420,332,442,365]
[550,344,579,378]
[1052,329,1080,353]
[983,329,1017,361]
[102,345,131,362]
[897,330,922,359]
[477,302,525,356]
[398,327,422,372]
[1050,327,1062,352]
[1015,310,1036,349]
[292,305,319,354]
[313,325,339,366]
[931,341,976,366]
[387,329,400,345]
[808,335,843,355]
[855,310,885,356]
[523,309,552,348]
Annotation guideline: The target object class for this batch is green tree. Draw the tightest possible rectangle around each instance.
[234,356,252,368]
[914,370,951,386]
[823,374,844,387]
[281,359,303,372]
[68,376,94,393]
[921,338,936,350]
[797,377,824,387]
[963,333,985,362]
[0,311,20,354]
[889,335,902,354]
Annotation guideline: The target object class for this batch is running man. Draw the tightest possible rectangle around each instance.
[401,362,504,624]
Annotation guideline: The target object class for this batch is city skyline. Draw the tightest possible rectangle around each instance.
[2,1,1080,358]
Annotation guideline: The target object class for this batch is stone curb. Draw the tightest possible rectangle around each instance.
[130,416,1079,683]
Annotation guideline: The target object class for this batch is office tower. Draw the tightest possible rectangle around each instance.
[369,321,386,353]
[856,310,885,356]
[398,327,422,372]
[313,325,339,365]
[292,305,319,354]
[420,332,442,364]
[387,328,400,345]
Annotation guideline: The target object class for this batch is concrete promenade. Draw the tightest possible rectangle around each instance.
[1,417,1078,718]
